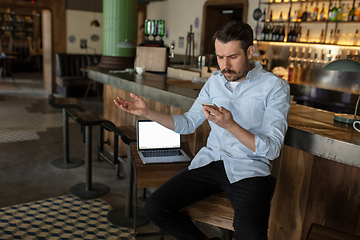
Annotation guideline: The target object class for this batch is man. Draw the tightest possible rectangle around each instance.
[114,20,290,240]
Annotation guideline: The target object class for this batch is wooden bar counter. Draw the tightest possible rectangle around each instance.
[88,66,360,239]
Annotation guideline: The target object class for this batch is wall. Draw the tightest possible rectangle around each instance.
[146,0,206,56]
[65,0,259,56]
[66,10,103,54]
[146,0,258,56]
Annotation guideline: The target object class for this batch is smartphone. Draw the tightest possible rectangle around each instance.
[201,102,217,107]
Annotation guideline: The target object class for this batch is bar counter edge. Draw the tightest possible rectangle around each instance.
[88,66,360,168]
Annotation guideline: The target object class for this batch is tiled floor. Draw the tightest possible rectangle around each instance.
[0,195,133,240]
[0,73,221,240]
[0,95,63,143]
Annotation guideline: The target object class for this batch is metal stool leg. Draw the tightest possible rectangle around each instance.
[70,125,109,200]
[51,109,83,169]
[107,143,148,228]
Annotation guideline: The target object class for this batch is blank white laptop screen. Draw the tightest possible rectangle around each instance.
[138,121,181,150]
[137,120,191,164]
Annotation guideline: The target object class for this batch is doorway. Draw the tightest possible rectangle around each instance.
[200,0,248,55]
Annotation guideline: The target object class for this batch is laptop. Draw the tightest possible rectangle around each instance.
[137,120,191,164]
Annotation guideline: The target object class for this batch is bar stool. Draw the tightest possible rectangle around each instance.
[47,94,84,169]
[66,109,109,200]
[99,122,148,228]
[98,122,136,179]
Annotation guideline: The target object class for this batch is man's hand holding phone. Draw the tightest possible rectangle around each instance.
[201,102,219,109]
[202,102,219,116]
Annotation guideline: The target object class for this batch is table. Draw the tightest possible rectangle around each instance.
[129,143,192,238]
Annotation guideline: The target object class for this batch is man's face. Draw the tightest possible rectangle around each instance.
[214,39,254,82]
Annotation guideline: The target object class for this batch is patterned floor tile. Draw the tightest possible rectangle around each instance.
[0,95,63,143]
[0,196,133,240]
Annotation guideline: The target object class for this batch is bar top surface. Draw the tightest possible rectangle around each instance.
[88,66,360,167]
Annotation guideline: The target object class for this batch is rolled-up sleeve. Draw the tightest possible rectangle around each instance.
[253,81,290,160]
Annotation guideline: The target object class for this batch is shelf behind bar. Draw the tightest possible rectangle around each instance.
[254,40,360,49]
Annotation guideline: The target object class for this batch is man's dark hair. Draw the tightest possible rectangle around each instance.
[212,20,254,53]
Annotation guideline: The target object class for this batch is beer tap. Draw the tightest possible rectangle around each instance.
[169,43,175,59]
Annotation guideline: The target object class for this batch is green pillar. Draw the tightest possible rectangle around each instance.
[103,0,137,57]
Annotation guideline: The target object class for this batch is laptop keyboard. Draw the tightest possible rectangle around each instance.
[142,149,183,158]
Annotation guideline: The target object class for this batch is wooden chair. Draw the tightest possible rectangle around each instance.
[27,38,42,72]
[0,36,13,53]
[183,175,277,240]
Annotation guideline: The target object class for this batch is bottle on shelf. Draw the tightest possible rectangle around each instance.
[349,3,356,21]
[287,26,293,42]
[319,29,325,43]
[342,3,350,21]
[268,24,274,41]
[279,12,283,22]
[264,24,270,41]
[319,3,327,21]
[306,29,310,42]
[269,10,273,22]
[302,3,309,21]
[312,2,319,21]
[272,25,278,41]
[296,26,302,43]
[261,24,267,41]
[279,25,285,42]
[326,29,334,44]
[291,11,297,22]
[354,29,359,46]
[329,3,338,21]
[326,50,332,62]
[288,61,294,83]
[333,29,340,44]
[288,9,291,22]
[336,3,344,21]
[262,8,267,22]
[292,26,297,42]
[355,2,360,21]
[297,3,304,22]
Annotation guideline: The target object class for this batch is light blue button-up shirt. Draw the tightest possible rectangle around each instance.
[172,61,290,183]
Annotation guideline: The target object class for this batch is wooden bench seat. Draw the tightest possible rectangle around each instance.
[183,176,277,238]
[306,223,360,240]
[183,192,234,231]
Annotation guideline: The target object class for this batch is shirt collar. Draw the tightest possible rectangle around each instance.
[245,61,263,82]
[219,60,263,88]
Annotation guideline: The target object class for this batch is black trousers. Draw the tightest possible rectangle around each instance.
[144,161,271,240]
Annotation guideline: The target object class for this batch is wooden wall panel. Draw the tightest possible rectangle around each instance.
[302,157,360,238]
[269,145,314,240]
[269,145,360,240]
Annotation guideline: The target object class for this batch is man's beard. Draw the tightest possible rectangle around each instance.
[221,58,250,82]
[221,68,247,82]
